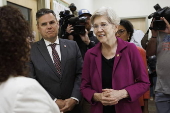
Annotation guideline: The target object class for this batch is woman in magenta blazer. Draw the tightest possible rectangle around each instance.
[80,7,150,113]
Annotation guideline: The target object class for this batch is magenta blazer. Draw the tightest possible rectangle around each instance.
[80,38,150,113]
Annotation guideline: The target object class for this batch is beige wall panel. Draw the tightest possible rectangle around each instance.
[127,18,146,33]
[7,0,39,41]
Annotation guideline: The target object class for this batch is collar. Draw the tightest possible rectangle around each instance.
[89,37,127,56]
[44,37,60,47]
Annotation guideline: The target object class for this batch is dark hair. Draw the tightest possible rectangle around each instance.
[36,8,56,21]
[120,19,134,42]
[0,5,32,82]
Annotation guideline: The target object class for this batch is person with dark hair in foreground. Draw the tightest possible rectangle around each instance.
[0,5,60,113]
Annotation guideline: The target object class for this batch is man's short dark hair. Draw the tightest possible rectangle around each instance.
[36,8,56,20]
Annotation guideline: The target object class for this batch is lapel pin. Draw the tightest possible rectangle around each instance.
[117,54,119,57]
[64,45,66,47]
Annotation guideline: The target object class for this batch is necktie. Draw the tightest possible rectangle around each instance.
[49,43,61,76]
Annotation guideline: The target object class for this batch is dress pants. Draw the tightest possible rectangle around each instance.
[155,92,170,113]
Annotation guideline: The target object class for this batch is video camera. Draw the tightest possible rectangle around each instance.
[148,4,170,30]
[58,10,87,38]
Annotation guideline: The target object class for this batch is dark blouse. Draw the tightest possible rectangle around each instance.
[102,55,116,113]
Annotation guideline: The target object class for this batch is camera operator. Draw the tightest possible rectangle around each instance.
[64,9,99,58]
[146,16,170,113]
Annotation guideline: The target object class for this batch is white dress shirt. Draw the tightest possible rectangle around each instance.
[44,38,61,62]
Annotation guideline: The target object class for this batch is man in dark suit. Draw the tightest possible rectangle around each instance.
[29,8,83,113]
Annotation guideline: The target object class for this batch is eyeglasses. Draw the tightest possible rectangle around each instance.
[92,23,110,30]
[116,29,126,35]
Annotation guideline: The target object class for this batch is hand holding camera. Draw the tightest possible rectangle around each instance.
[160,17,170,34]
[148,4,170,31]
[150,17,170,37]
[79,29,90,45]
[66,24,74,34]
[66,24,91,44]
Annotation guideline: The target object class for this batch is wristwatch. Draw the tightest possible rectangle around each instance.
[54,98,57,102]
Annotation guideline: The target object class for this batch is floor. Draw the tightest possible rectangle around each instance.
[148,99,157,113]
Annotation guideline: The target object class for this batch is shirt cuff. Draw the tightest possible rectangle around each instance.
[54,98,57,102]
[71,97,79,104]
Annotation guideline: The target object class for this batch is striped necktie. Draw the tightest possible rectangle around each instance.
[49,43,61,76]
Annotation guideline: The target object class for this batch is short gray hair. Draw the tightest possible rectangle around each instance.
[91,7,120,25]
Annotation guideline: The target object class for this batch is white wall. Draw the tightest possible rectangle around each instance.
[0,0,7,6]
[0,0,2,6]
[93,0,169,17]
[65,0,170,36]
[64,0,93,14]
[63,0,170,17]
[45,0,50,8]
[93,0,170,36]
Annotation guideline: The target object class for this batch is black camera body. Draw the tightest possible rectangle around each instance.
[68,16,87,35]
[148,4,170,30]
[58,10,87,38]
[58,10,74,38]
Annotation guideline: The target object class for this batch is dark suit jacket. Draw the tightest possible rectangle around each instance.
[29,38,83,112]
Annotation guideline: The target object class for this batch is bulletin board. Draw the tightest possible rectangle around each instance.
[52,0,69,20]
